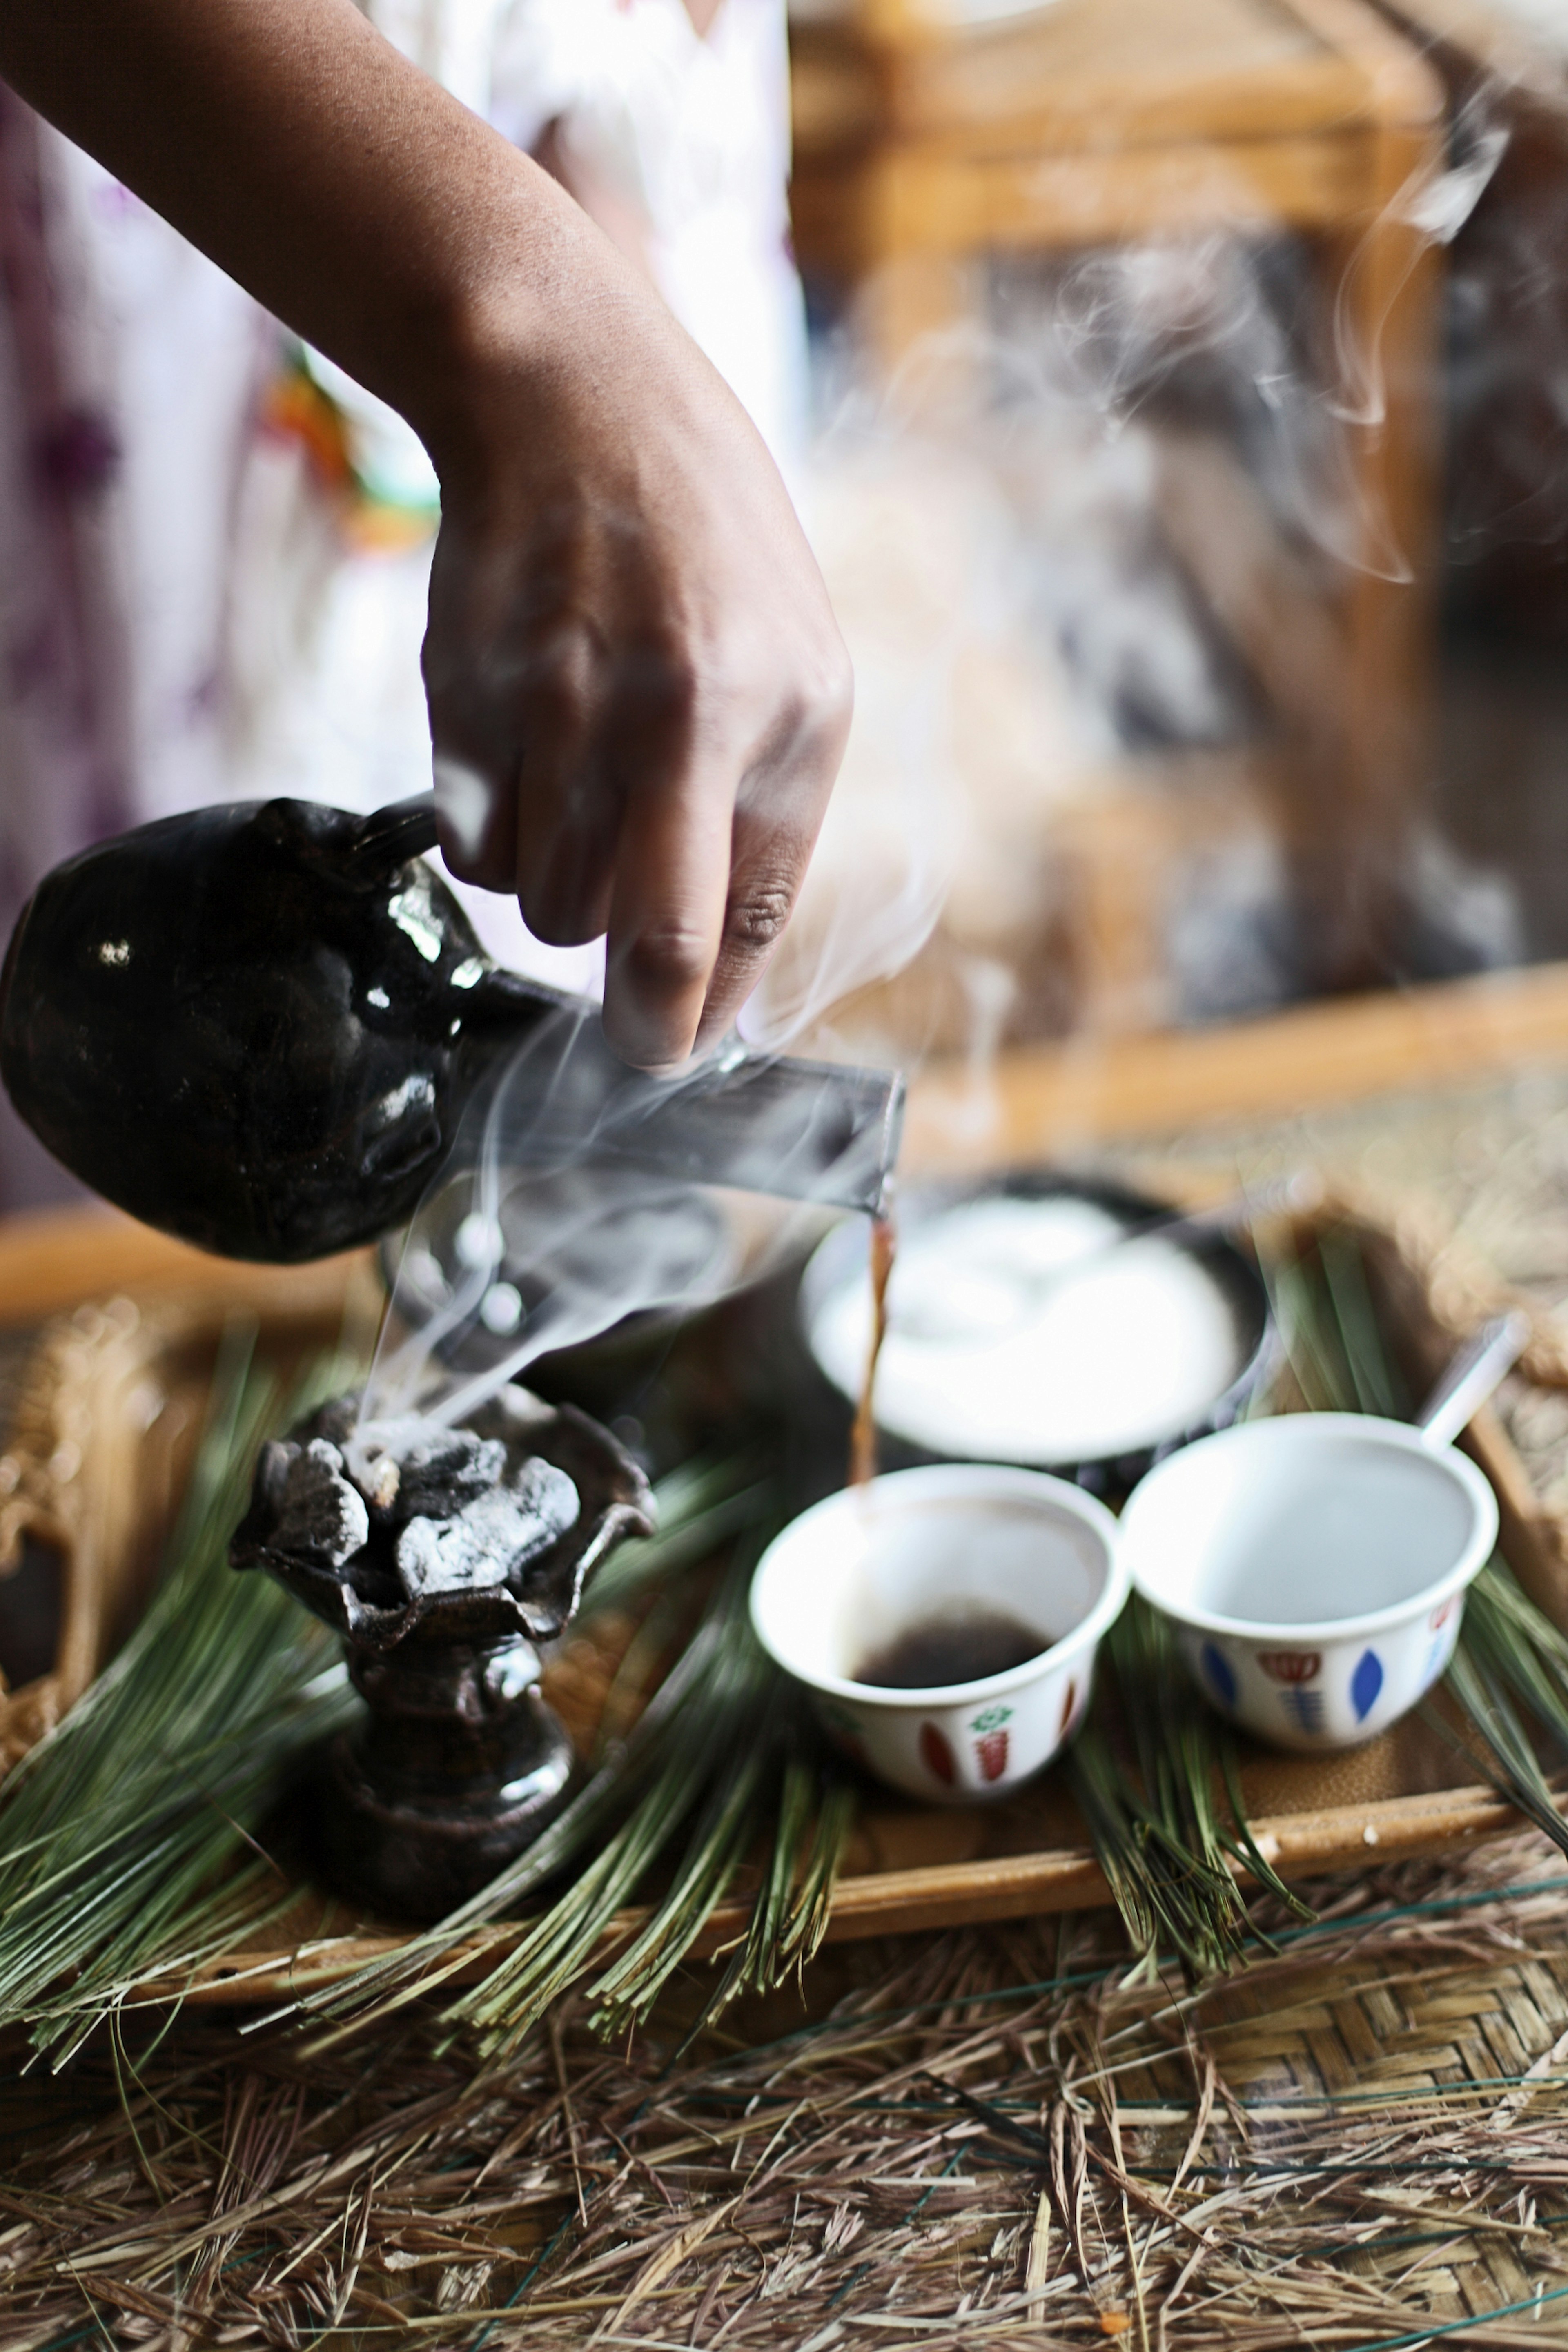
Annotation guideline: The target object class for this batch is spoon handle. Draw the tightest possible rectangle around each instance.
[1416,1310,1531,1450]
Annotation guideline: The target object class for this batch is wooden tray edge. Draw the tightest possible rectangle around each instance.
[138,1777,1526,2010]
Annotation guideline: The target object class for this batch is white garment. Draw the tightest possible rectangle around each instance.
[328,0,808,487]
[71,160,273,824]
[360,0,512,111]
[491,0,806,472]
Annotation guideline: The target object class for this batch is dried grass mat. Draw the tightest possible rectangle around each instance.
[15,1062,1568,2349]
[7,1829,1568,2352]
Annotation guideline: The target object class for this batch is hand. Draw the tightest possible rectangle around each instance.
[421,232,851,1070]
[0,0,851,1074]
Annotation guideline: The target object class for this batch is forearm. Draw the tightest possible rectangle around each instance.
[0,0,852,1069]
[0,0,601,466]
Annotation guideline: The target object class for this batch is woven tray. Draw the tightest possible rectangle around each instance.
[0,1178,1563,2010]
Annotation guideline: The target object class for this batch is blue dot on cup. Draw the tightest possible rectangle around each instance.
[1352,1647,1384,1723]
[1202,1642,1237,1709]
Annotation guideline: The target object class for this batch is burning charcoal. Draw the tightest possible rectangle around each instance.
[508,1455,581,1542]
[399,1429,508,1518]
[394,1461,579,1601]
[270,1439,370,1570]
[249,1437,292,1519]
[343,1420,506,1522]
[355,1450,401,1517]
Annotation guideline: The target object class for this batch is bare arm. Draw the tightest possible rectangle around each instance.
[0,0,851,1067]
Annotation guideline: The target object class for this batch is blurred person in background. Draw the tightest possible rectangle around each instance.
[0,0,839,1203]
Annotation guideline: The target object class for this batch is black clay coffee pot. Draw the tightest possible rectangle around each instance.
[0,792,904,1263]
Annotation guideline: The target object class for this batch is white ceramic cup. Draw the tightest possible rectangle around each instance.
[749,1463,1126,1801]
[1119,1413,1499,1751]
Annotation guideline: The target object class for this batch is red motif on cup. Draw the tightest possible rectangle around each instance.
[1256,1651,1321,1684]
[1058,1679,1079,1740]
[1429,1598,1457,1632]
[921,1722,956,1785]
[976,1728,1009,1782]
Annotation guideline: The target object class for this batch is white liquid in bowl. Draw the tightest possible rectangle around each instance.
[808,1196,1248,1465]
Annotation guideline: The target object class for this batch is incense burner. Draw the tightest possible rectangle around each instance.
[231,1386,651,1918]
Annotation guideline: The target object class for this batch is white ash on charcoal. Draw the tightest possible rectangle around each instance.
[342,1420,508,1523]
[263,1437,371,1570]
[244,1405,580,1606]
[392,1459,579,1599]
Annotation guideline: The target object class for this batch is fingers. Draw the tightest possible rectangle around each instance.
[432,647,848,1069]
[600,672,848,1067]
[700,858,799,1047]
[601,748,733,1069]
[429,611,618,937]
[508,617,617,947]
[427,523,630,942]
[688,741,832,1054]
[423,482,851,1067]
[434,714,834,1067]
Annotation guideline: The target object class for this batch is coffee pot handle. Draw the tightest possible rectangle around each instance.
[345,791,440,873]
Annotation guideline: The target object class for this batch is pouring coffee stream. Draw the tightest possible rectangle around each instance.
[0,790,905,1263]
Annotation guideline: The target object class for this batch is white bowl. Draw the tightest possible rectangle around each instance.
[799,1182,1271,1482]
[749,1464,1126,1801]
[1119,1414,1499,1751]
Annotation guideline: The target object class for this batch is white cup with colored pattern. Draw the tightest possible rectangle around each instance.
[748,1464,1126,1802]
[1118,1412,1501,1751]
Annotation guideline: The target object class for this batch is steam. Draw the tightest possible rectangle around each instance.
[1443,60,1568,566]
[358,996,896,1425]
[364,1012,737,1423]
[369,110,1532,1425]
[1320,96,1508,581]
[735,423,974,1050]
